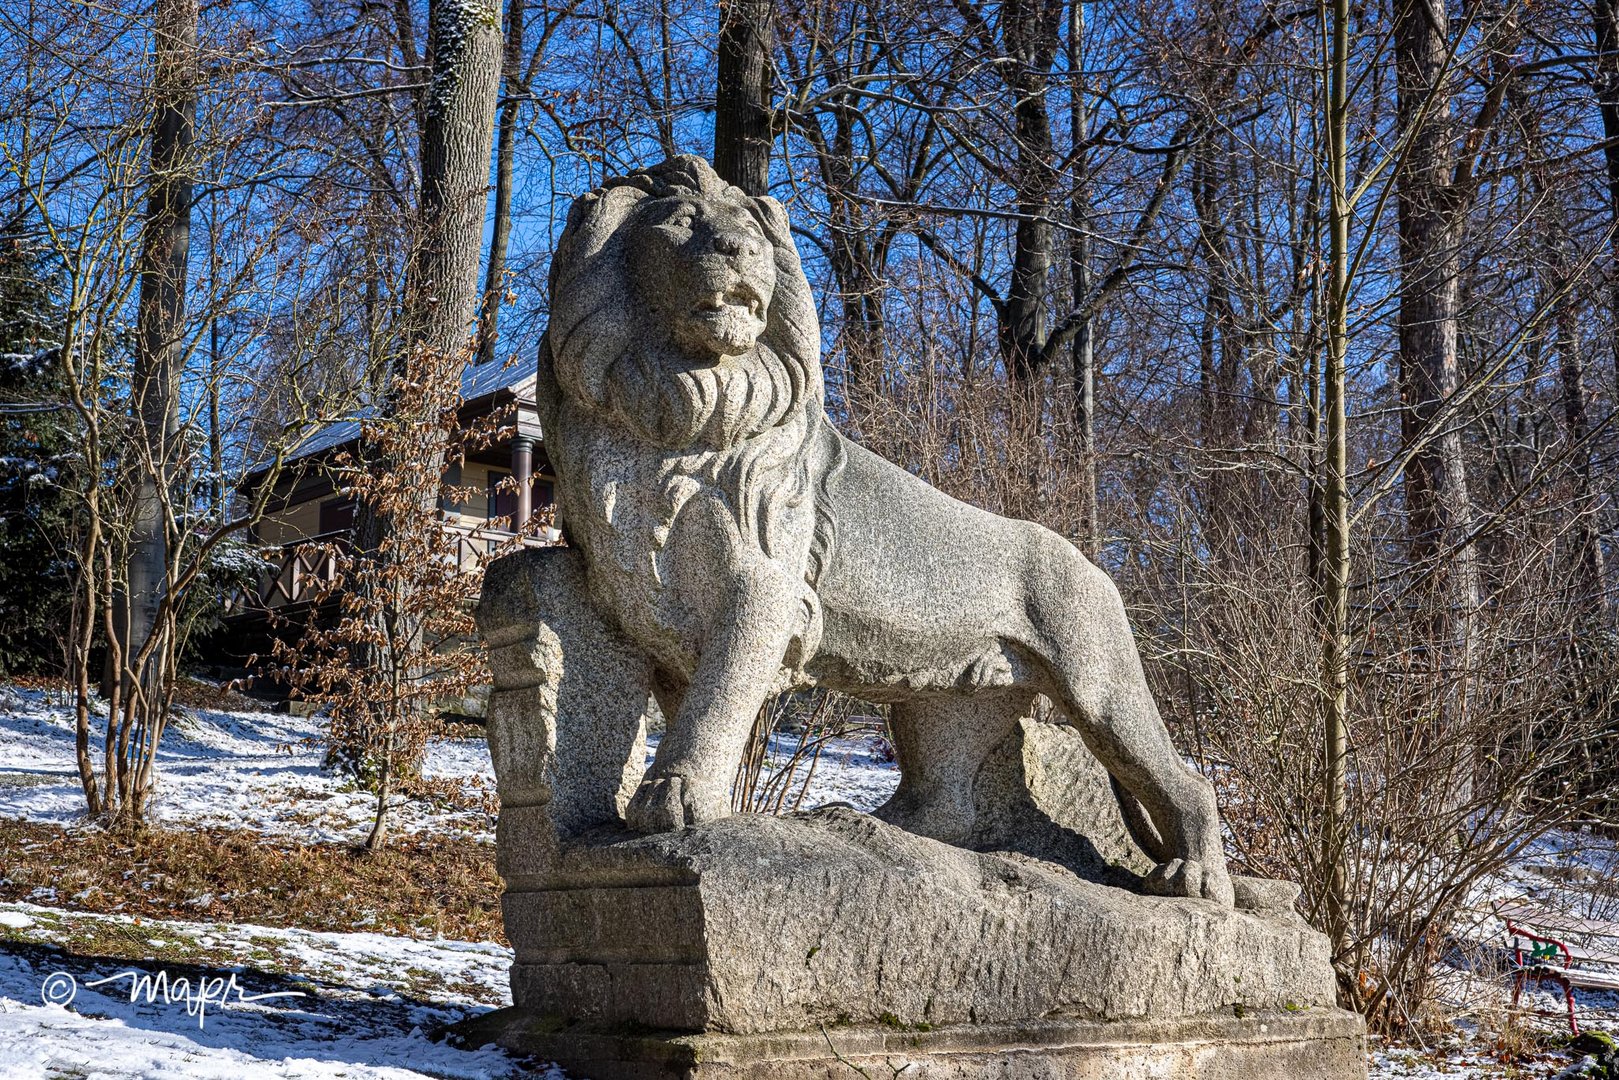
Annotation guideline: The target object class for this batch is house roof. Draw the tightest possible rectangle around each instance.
[248,359,535,482]
[462,355,535,401]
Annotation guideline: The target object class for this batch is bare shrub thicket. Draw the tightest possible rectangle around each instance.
[1162,521,1616,1029]
[0,0,342,826]
[731,692,888,815]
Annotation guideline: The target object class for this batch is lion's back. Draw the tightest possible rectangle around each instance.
[812,434,1070,669]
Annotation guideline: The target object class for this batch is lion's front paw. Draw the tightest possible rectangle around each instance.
[1143,858,1236,907]
[624,774,726,833]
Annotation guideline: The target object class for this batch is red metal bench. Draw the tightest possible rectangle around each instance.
[1498,903,1619,1035]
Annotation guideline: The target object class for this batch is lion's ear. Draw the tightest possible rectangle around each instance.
[553,184,649,294]
[751,196,794,249]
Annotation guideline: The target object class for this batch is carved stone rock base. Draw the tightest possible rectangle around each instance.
[485,807,1363,1078]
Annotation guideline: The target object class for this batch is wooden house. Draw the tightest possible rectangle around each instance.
[234,360,556,619]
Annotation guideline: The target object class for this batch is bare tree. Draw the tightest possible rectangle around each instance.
[1390,0,1522,799]
[477,0,527,368]
[344,0,502,813]
[105,0,199,819]
[1592,0,1619,383]
[1067,0,1096,551]
[1320,0,1353,961]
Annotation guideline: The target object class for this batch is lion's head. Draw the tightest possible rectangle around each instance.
[543,156,822,451]
[626,191,775,361]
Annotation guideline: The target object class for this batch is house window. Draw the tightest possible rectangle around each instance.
[319,497,355,534]
[487,470,517,526]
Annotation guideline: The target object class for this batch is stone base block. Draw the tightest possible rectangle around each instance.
[456,1007,1367,1079]
[504,807,1337,1035]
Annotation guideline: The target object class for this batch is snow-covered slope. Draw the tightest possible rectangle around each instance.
[0,685,901,844]
[0,900,539,1080]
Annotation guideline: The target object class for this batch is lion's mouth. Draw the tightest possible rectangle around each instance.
[692,286,764,321]
[673,280,770,359]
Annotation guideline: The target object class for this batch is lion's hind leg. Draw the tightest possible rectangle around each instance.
[1046,668,1233,906]
[1026,544,1235,908]
[874,691,1031,847]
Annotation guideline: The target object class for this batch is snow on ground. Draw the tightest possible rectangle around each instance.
[744,726,901,812]
[1372,1039,1557,1079]
[0,900,543,1080]
[0,684,500,844]
[0,685,901,845]
[1491,827,1619,921]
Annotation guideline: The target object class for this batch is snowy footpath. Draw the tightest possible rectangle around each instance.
[0,683,1611,1078]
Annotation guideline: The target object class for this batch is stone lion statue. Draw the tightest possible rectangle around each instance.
[483,155,1233,906]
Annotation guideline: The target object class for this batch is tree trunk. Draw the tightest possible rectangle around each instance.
[1321,0,1352,973]
[1068,0,1097,554]
[477,0,524,367]
[1000,4,1059,397]
[1517,61,1610,615]
[208,312,223,511]
[366,735,393,851]
[354,0,502,547]
[1392,0,1484,821]
[1393,0,1481,712]
[656,0,677,155]
[352,0,502,544]
[347,0,502,793]
[1546,218,1608,613]
[407,0,504,361]
[986,0,1062,452]
[1191,134,1251,567]
[819,108,885,421]
[109,0,197,822]
[1190,139,1250,442]
[714,0,773,196]
[1555,294,1607,613]
[1593,0,1619,385]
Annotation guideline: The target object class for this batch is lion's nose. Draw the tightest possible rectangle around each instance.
[712,232,760,259]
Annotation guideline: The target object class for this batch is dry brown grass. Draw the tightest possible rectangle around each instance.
[0,818,505,943]
[168,675,268,714]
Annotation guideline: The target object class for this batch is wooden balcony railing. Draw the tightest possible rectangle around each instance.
[229,522,558,616]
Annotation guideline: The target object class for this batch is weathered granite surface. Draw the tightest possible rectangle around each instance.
[500,808,1332,1036]
[968,713,1156,881]
[456,1009,1367,1080]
